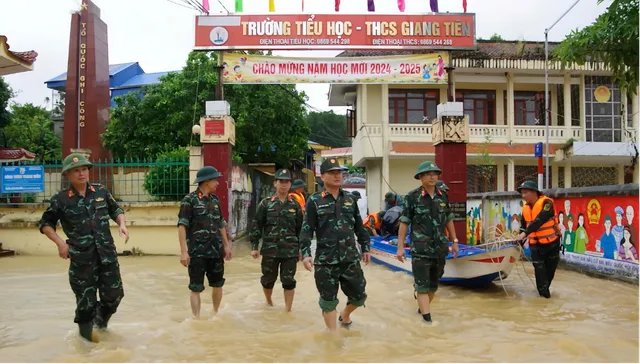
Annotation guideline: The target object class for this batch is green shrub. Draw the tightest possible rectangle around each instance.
[143,148,189,201]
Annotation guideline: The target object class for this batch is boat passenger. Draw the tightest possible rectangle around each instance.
[381,206,403,238]
[289,179,307,212]
[364,211,384,237]
[384,191,405,211]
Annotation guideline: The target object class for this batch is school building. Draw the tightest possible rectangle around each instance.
[328,40,640,212]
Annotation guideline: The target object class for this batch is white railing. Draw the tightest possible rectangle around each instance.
[389,125,432,141]
[468,125,509,143]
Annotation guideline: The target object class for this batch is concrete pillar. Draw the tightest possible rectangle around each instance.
[506,72,515,141]
[564,162,572,188]
[551,85,558,126]
[632,87,639,139]
[579,75,586,141]
[381,84,390,195]
[564,73,572,134]
[496,87,505,125]
[496,162,505,191]
[188,146,203,193]
[552,164,559,188]
[617,164,626,185]
[507,158,515,191]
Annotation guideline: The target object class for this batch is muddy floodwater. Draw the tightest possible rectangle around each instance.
[0,242,638,363]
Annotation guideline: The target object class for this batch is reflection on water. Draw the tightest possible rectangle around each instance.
[0,242,638,363]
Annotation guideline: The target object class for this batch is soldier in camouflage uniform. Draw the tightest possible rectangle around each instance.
[249,168,303,312]
[177,166,232,319]
[39,153,129,342]
[396,161,459,324]
[300,158,370,332]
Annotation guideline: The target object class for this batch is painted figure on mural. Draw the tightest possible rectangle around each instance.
[612,206,626,250]
[625,205,637,246]
[516,180,561,299]
[39,153,129,343]
[558,211,567,239]
[573,213,589,254]
[299,158,370,332]
[511,214,521,233]
[563,214,576,253]
[596,216,617,259]
[249,169,303,312]
[618,226,638,262]
[177,166,232,319]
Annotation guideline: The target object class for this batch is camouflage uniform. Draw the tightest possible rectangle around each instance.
[400,161,454,294]
[250,169,303,290]
[178,184,228,292]
[38,155,125,327]
[300,159,370,312]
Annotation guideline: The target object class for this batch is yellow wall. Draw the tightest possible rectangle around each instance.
[0,202,184,256]
[365,85,382,124]
[388,159,424,197]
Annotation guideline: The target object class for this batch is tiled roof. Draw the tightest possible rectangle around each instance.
[0,35,38,65]
[0,148,37,161]
[338,40,562,61]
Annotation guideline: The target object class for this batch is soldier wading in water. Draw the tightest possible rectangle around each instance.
[300,158,370,332]
[249,168,304,311]
[178,166,232,318]
[39,153,129,342]
[396,161,459,324]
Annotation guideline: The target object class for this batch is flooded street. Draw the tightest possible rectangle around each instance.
[0,241,637,363]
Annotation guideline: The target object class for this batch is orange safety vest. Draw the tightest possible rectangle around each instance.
[289,192,306,212]
[364,213,381,230]
[522,196,560,245]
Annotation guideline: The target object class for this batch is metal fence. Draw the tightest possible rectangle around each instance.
[0,157,190,204]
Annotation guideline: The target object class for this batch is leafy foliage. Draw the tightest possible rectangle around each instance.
[1,103,61,160]
[306,110,351,148]
[143,148,190,201]
[554,0,639,94]
[0,77,14,129]
[489,33,504,41]
[103,51,310,166]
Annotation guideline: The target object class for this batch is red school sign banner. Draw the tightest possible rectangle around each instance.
[194,13,476,51]
[553,196,639,263]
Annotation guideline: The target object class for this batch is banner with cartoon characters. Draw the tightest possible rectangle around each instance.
[221,53,449,84]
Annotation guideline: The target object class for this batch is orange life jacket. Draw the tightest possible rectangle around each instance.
[364,213,381,230]
[289,192,306,212]
[522,196,560,245]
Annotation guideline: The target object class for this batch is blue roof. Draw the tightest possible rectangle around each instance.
[112,71,174,90]
[45,62,138,83]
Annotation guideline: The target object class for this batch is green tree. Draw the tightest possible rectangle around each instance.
[0,77,14,129]
[103,51,310,166]
[554,0,639,94]
[2,103,61,160]
[306,110,351,148]
[489,33,504,41]
[143,148,189,201]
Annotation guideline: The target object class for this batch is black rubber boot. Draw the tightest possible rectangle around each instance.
[78,323,97,342]
[94,311,112,329]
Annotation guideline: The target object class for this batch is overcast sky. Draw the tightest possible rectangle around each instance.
[1,0,608,114]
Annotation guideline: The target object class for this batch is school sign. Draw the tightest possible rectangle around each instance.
[194,13,476,51]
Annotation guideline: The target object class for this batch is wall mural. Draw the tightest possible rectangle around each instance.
[466,200,482,246]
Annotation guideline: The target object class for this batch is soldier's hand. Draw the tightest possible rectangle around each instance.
[362,252,371,265]
[180,252,190,267]
[451,242,459,258]
[119,224,130,244]
[251,250,259,259]
[224,247,233,261]
[298,252,303,262]
[516,232,526,241]
[57,241,69,260]
[303,257,313,271]
[396,248,405,263]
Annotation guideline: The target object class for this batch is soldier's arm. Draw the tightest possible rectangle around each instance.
[217,205,231,252]
[398,194,414,247]
[523,200,555,235]
[443,198,457,241]
[299,198,317,258]
[295,204,304,237]
[39,197,66,246]
[353,202,371,253]
[105,187,125,223]
[177,197,192,256]
[249,199,267,251]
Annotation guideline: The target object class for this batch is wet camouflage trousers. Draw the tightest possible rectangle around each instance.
[260,256,298,290]
[530,238,561,297]
[412,255,446,294]
[188,257,225,292]
[314,261,367,312]
[68,251,124,325]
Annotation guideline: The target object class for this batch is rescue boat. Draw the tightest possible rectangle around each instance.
[369,236,521,289]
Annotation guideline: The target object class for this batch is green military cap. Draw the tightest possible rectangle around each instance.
[436,180,450,191]
[275,168,292,180]
[193,166,222,184]
[516,180,540,193]
[414,161,442,179]
[62,153,92,174]
[350,190,361,199]
[320,158,347,174]
[291,179,306,189]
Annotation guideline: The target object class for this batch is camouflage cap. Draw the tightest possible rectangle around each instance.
[291,179,306,189]
[350,190,361,199]
[436,180,450,191]
[320,158,346,174]
[516,180,540,193]
[62,153,92,174]
[275,168,292,181]
[193,166,222,184]
[414,161,442,179]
